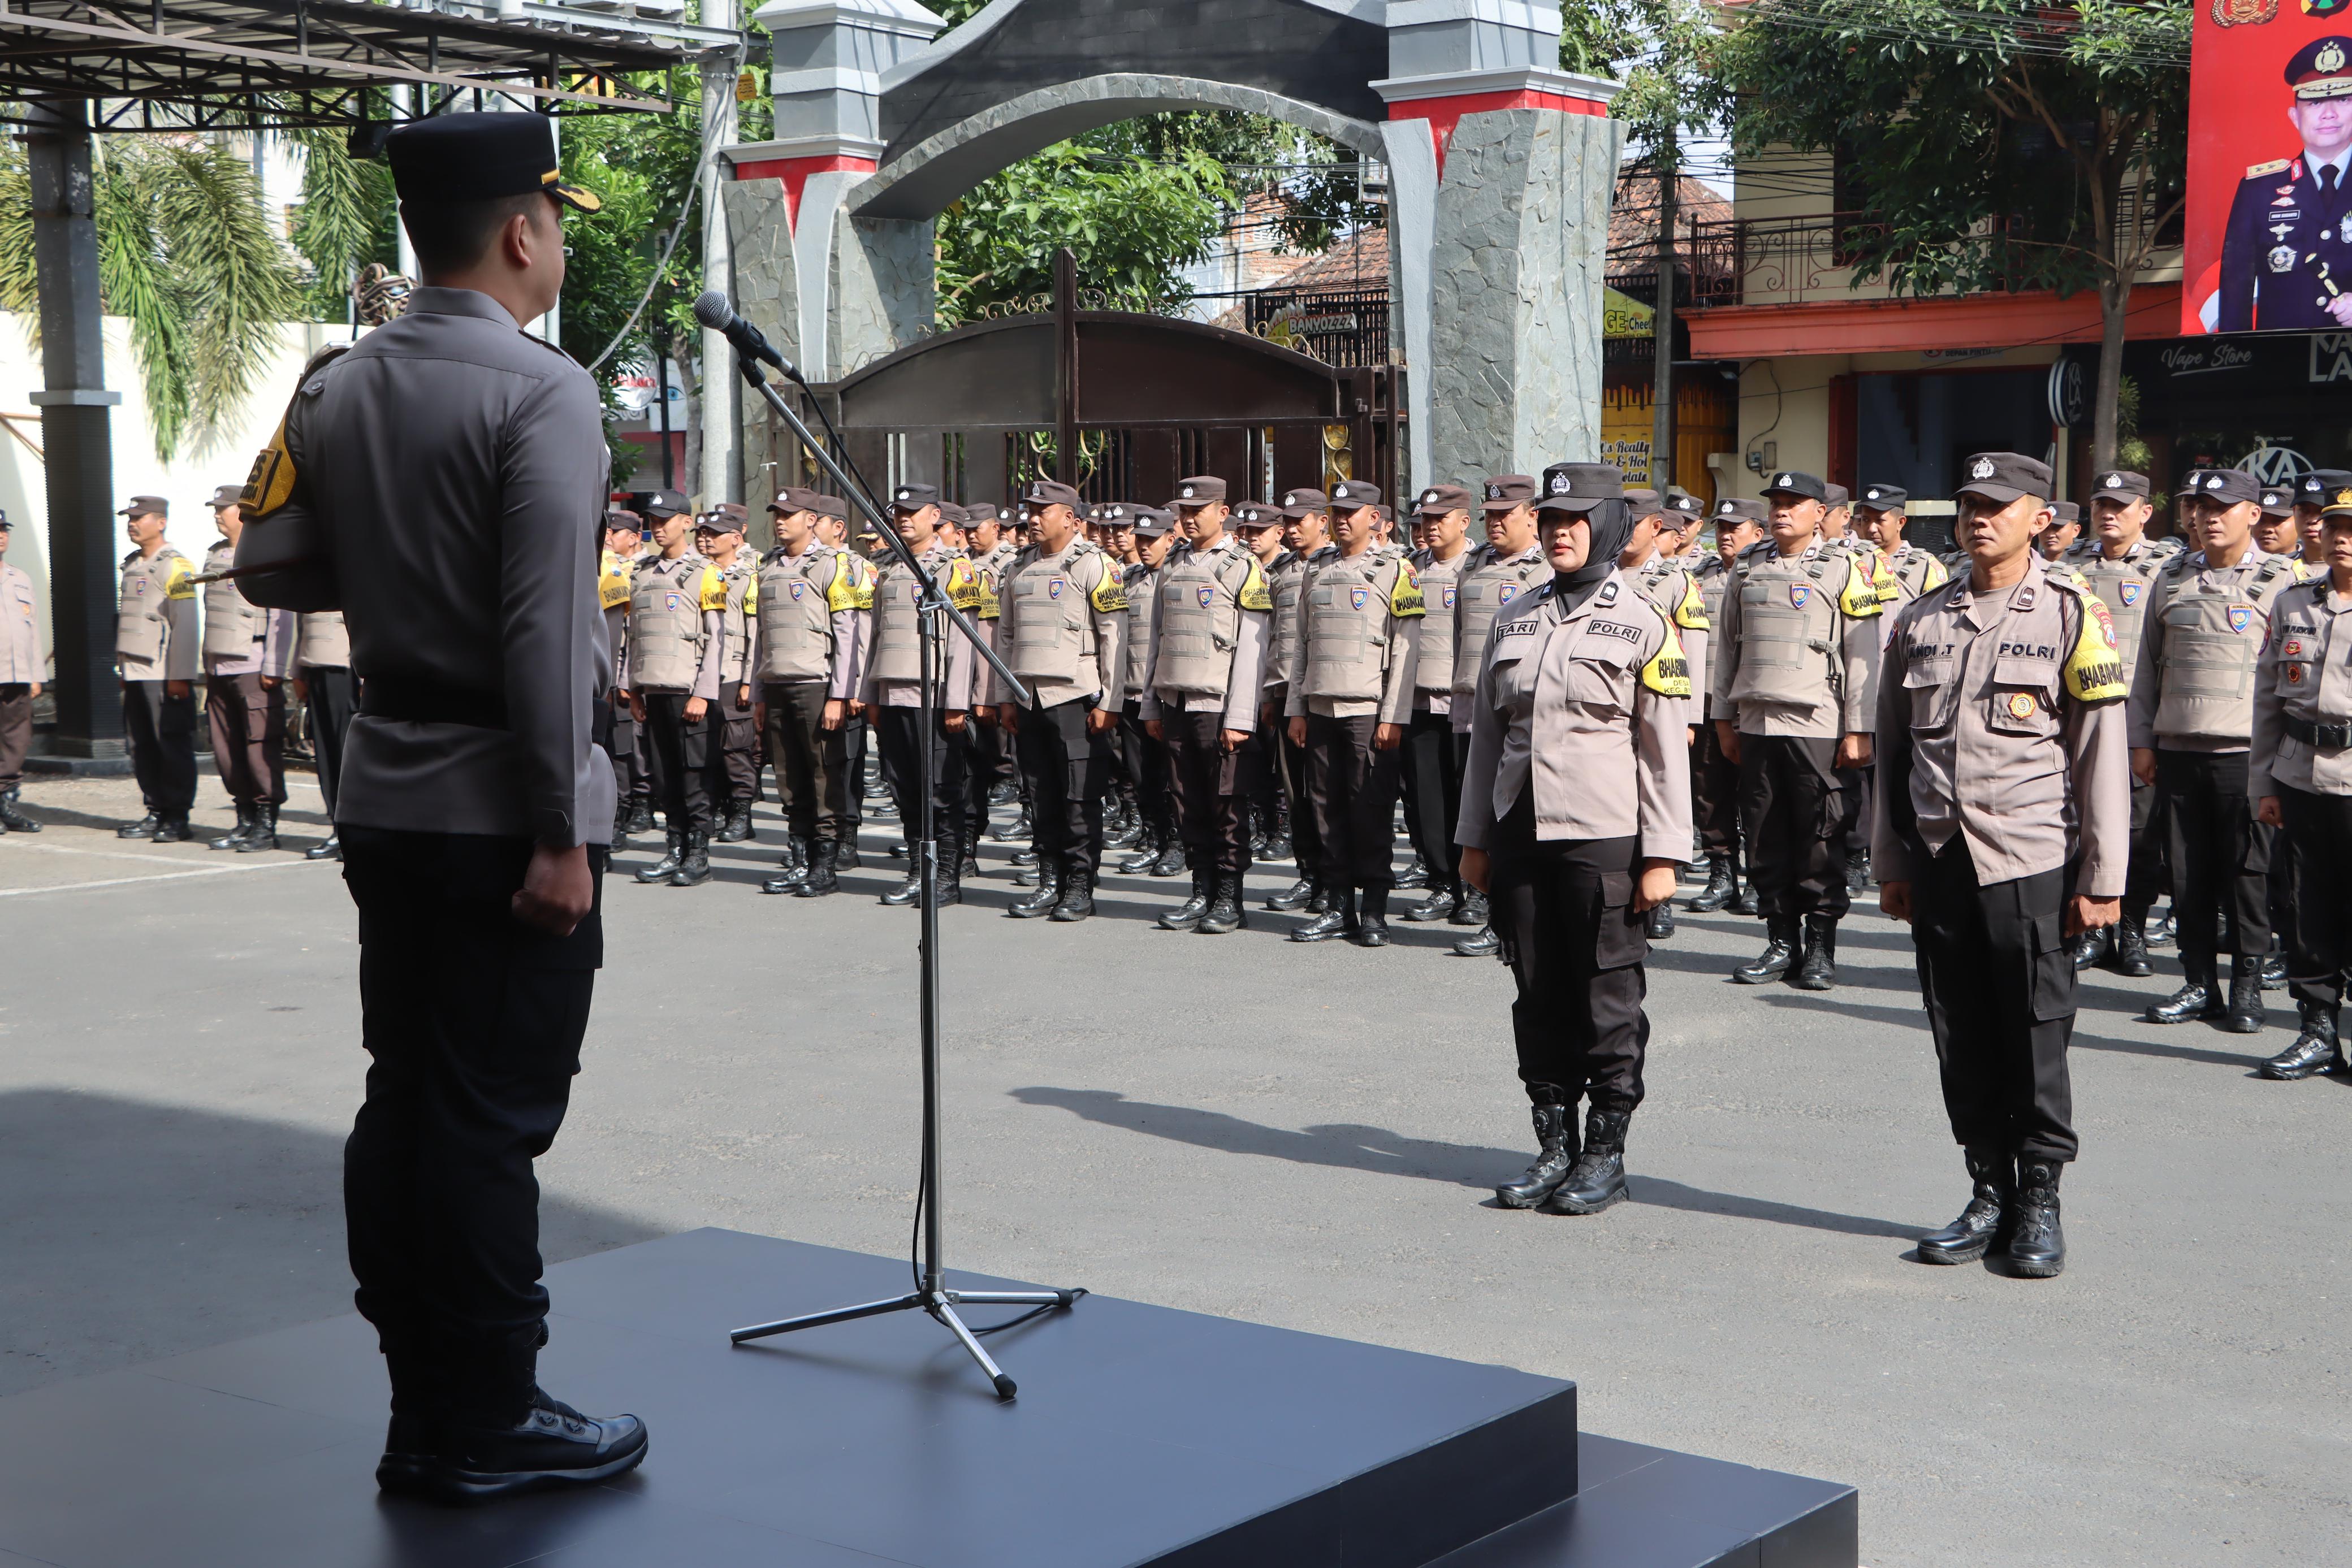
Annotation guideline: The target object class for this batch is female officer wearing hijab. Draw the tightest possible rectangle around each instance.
[1458,463,1696,1216]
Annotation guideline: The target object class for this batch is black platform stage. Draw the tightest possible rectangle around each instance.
[0,1229,1855,1567]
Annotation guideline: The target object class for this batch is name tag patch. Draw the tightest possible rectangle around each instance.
[1586,620,1643,644]
[1494,618,1541,638]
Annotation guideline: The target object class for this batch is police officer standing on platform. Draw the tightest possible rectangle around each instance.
[1286,478,1423,946]
[1461,463,1692,1218]
[1711,469,1885,990]
[863,482,979,908]
[229,111,645,1500]
[295,603,355,860]
[114,496,199,842]
[202,484,297,851]
[1400,483,1477,925]
[623,491,724,888]
[1687,497,1765,912]
[1877,451,2128,1281]
[0,513,40,833]
[1142,475,1272,934]
[990,478,1127,922]
[2252,480,2352,1078]
[754,487,866,898]
[2131,467,2299,1032]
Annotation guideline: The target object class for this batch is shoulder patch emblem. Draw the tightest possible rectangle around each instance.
[2249,158,2292,178]
[1838,558,1884,618]
[1088,561,1128,615]
[1640,621,1693,699]
[699,568,728,614]
[1238,557,1273,613]
[1391,562,1425,618]
[2063,590,2128,703]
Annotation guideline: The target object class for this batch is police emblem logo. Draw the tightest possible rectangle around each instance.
[1181,485,1195,500]
[2207,473,2228,490]
[2285,638,2305,657]
[1048,578,1065,599]
[1197,585,1214,608]
[1549,472,1572,495]
[2228,605,2255,633]
[665,594,680,608]
[1970,457,1996,480]
[2007,691,2038,719]
[896,488,911,502]
[1789,583,1812,609]
[1350,587,1369,610]
[2322,38,2347,70]
[2120,581,2143,606]
[1488,484,1504,500]
[788,581,805,601]
[2339,488,2352,507]
[2105,473,2125,489]
[1866,487,1882,501]
[1718,501,1735,515]
[1441,584,1457,609]
[2212,0,2277,23]
[1498,584,1519,605]
[1775,473,1794,488]
[2270,244,2297,273]
[2290,662,2308,683]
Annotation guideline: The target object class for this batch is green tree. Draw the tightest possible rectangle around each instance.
[0,136,306,461]
[1718,0,2191,469]
[288,122,400,324]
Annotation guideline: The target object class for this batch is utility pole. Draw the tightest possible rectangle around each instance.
[1650,140,1677,496]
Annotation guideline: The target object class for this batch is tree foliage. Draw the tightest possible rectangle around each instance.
[1559,0,1724,172]
[288,121,400,323]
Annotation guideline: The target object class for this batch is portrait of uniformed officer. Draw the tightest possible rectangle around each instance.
[2219,35,2352,332]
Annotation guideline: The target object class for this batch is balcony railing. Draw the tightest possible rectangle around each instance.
[1687,211,2034,308]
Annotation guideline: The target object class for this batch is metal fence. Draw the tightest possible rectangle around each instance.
[1240,287,1392,369]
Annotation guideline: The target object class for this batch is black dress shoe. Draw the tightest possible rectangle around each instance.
[118,812,159,840]
[2109,917,2153,977]
[1266,877,1316,912]
[377,1389,648,1506]
[2004,1161,2065,1278]
[2146,969,2220,1024]
[1395,856,1429,890]
[305,834,342,861]
[880,874,921,907]
[1401,884,1458,922]
[1734,917,1798,985]
[2069,926,2109,971]
[1916,1148,2013,1264]
[2223,957,2266,1034]
[2261,1004,2345,1078]
[1450,888,1488,928]
[1452,924,1499,958]
[1495,1103,1577,1209]
[1537,1109,1631,1215]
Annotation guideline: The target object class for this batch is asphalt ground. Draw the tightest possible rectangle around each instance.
[2,772,2345,1568]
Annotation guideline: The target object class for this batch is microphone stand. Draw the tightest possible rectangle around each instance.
[724,349,1081,1401]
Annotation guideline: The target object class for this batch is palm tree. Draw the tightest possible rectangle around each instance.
[0,134,306,462]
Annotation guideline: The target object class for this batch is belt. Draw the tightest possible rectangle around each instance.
[360,672,509,730]
[2287,715,2352,750]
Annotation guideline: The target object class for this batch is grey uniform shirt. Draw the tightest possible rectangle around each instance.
[1283,546,1424,724]
[746,544,865,700]
[230,287,614,848]
[1874,558,2131,898]
[982,539,1125,710]
[200,538,297,679]
[862,544,976,711]
[116,547,200,683]
[1456,570,1694,864]
[2252,576,2352,798]
[1709,541,1884,739]
[2126,547,2298,753]
[1138,534,1270,733]
[0,561,38,683]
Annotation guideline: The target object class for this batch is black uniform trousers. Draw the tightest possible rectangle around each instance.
[1161,709,1254,874]
[1400,710,1465,889]
[761,680,848,843]
[2280,785,2352,1012]
[340,826,606,1421]
[874,704,966,857]
[1846,763,1877,866]
[639,689,717,834]
[1690,714,1740,859]
[1737,733,1853,920]
[206,670,287,808]
[300,666,358,818]
[717,682,760,805]
[608,701,649,810]
[1906,834,2078,1164]
[2122,779,2164,921]
[2156,749,2272,968]
[1302,712,1403,893]
[1489,801,1649,1115]
[1280,720,1324,881]
[0,683,32,787]
[122,679,197,821]
[1019,697,1112,877]
[842,715,870,833]
[1119,700,1173,846]
[970,710,1011,831]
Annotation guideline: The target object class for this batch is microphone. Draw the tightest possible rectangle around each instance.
[693,290,798,379]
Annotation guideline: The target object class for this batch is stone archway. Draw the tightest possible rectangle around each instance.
[720,0,1622,491]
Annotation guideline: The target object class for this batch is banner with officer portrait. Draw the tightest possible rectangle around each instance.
[2186,8,2352,335]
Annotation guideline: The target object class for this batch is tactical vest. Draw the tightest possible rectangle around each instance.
[115,548,187,664]
[629,556,714,691]
[1155,544,1254,697]
[1413,548,1468,695]
[297,610,349,669]
[1006,545,1097,682]
[201,543,270,659]
[1123,562,1160,698]
[1694,558,1734,629]
[871,551,958,684]
[716,558,756,685]
[1303,554,1400,701]
[1728,555,1848,708]
[1452,547,1548,694]
[2152,556,2298,742]
[1267,549,1320,686]
[2068,543,2165,680]
[756,547,841,683]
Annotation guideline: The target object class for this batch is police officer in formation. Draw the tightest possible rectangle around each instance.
[754,488,865,898]
[1446,477,1553,955]
[1877,452,2129,1280]
[295,603,354,861]
[1686,497,1765,912]
[1117,507,1182,877]
[0,512,40,833]
[863,482,980,908]
[1399,484,1477,925]
[1620,487,1712,938]
[1233,501,1294,860]
[1264,488,1334,912]
[601,508,650,844]
[199,484,298,852]
[1711,469,1886,990]
[694,503,763,846]
[623,490,725,888]
[114,496,200,843]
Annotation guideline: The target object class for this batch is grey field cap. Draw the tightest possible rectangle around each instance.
[1953,452,2053,506]
[1859,482,1908,510]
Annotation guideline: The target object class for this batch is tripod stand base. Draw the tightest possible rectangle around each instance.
[731,1285,1082,1401]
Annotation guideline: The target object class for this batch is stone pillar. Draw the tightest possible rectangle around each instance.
[699,0,742,506]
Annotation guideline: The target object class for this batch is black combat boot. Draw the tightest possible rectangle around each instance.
[988,778,1019,807]
[2224,955,2267,1034]
[771,835,811,889]
[958,826,980,882]
[1451,887,1488,928]
[1050,863,1095,922]
[1734,916,1798,985]
[671,829,713,887]
[1495,1101,1579,1209]
[2069,925,2110,971]
[794,839,840,898]
[2147,906,2175,947]
[1010,860,1062,917]
[2109,915,2153,977]
[1792,915,1838,990]
[118,811,159,840]
[307,834,341,862]
[1267,876,1316,912]
[1290,887,1359,943]
[237,804,279,852]
[1538,1108,1632,1215]
[635,829,682,884]
[0,786,38,832]
[1402,881,1459,923]
[1116,828,1160,875]
[836,836,862,870]
[1105,804,1140,851]
[1159,867,1212,931]
[378,1388,648,1506]
[210,803,257,851]
[609,809,632,853]
[1844,847,1870,895]
[1730,875,1761,915]
[1350,887,1389,947]
[1199,872,1248,935]
[1916,1148,2014,1264]
[1149,836,1188,878]
[2146,959,2220,1024]
[625,799,655,835]
[1644,899,1675,939]
[150,817,193,844]
[1304,883,1330,915]
[712,798,748,844]
[1685,856,1736,912]
[989,805,1030,843]
[2262,951,2288,991]
[927,857,963,908]
[879,859,922,904]
[1454,925,1499,958]
[1396,855,1429,890]
[2260,1002,2345,1078]
[1011,848,1046,887]
[2004,1160,2065,1279]
[1262,813,1292,863]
